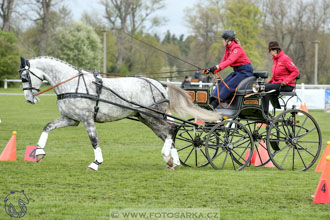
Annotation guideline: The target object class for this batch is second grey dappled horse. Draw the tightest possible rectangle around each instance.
[19,56,220,170]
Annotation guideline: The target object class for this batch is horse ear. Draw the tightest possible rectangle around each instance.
[20,57,26,69]
[26,60,30,68]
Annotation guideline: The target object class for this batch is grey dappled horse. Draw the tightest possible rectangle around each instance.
[19,56,220,170]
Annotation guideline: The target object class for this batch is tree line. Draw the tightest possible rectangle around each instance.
[1,0,330,84]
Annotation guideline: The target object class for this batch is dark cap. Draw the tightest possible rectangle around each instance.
[221,30,236,40]
[268,41,281,51]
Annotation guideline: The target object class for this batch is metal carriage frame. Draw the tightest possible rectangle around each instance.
[174,72,322,171]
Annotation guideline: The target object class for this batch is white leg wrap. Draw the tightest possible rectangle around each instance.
[94,147,103,164]
[88,162,98,171]
[37,132,48,149]
[162,137,172,163]
[170,148,181,166]
[36,148,46,156]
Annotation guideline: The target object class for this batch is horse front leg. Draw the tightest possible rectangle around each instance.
[83,120,103,171]
[36,116,79,162]
[162,134,181,169]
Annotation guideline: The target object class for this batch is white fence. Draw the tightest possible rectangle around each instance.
[4,79,48,89]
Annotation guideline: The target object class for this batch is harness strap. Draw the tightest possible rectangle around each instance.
[93,74,103,121]
[214,78,238,109]
[226,86,238,108]
[35,73,83,96]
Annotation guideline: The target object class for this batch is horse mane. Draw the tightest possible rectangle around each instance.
[31,56,82,72]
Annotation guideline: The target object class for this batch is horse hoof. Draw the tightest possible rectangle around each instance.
[167,157,173,167]
[87,167,96,171]
[36,154,45,162]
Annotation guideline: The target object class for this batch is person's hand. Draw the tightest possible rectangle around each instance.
[281,81,287,86]
[214,68,221,74]
[208,66,218,73]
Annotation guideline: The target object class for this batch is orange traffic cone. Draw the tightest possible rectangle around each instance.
[299,102,309,113]
[257,123,266,128]
[315,141,330,172]
[0,131,17,161]
[313,155,330,203]
[195,120,205,125]
[254,140,275,167]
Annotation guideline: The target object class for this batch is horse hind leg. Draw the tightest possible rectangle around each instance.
[137,114,180,169]
[36,116,79,162]
[83,119,103,171]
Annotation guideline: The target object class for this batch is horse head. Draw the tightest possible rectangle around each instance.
[19,57,45,104]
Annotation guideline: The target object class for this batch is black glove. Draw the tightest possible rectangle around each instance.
[208,66,217,73]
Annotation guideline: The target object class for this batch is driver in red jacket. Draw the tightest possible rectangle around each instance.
[262,41,299,115]
[205,29,253,109]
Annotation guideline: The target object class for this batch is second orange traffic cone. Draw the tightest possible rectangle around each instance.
[313,155,330,203]
[254,140,275,167]
[0,131,17,161]
[315,141,330,172]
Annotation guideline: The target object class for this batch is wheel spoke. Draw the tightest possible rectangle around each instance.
[297,140,320,144]
[296,115,308,137]
[280,146,291,168]
[183,148,194,164]
[232,148,248,163]
[200,149,209,160]
[230,152,237,170]
[222,151,229,169]
[297,127,316,140]
[176,135,193,143]
[295,146,307,169]
[296,143,316,157]
[177,144,193,152]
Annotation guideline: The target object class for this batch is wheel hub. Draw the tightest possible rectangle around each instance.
[193,135,203,150]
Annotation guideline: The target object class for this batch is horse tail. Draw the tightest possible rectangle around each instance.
[163,83,221,122]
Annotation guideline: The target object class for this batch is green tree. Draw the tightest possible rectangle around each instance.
[224,0,264,68]
[131,32,166,77]
[49,22,102,71]
[81,11,118,73]
[185,0,224,68]
[0,30,19,80]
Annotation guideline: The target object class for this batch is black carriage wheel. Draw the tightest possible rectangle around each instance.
[266,109,322,171]
[243,121,273,167]
[173,119,218,168]
[205,120,254,171]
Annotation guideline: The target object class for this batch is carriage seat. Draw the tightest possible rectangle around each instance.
[236,72,268,95]
[215,72,269,117]
[253,71,268,79]
[279,74,300,97]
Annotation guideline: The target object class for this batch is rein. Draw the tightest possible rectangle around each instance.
[34,73,83,96]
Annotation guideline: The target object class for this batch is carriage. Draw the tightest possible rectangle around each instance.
[174,71,322,171]
[19,57,321,171]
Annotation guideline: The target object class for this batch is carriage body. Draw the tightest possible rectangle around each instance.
[174,71,322,171]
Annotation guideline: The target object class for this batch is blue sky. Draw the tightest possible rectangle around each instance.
[67,0,200,37]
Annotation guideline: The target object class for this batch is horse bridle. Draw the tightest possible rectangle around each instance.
[19,66,44,92]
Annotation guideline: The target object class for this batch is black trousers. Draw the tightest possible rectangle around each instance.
[262,83,294,114]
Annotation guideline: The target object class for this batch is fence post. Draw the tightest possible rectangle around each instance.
[4,79,7,89]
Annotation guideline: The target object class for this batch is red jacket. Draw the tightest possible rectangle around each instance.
[218,41,251,70]
[268,51,299,87]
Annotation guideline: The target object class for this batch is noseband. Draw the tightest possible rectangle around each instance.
[19,67,44,92]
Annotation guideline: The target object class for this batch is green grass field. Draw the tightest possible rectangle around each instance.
[0,88,330,220]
